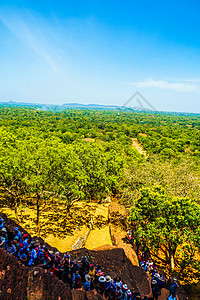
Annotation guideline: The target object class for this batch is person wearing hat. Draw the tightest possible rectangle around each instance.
[14,227,22,243]
[169,278,179,299]
[0,227,8,242]
[54,252,62,267]
[127,290,132,300]
[104,275,112,298]
[151,278,161,300]
[84,274,91,291]
[97,276,106,296]
[122,284,128,300]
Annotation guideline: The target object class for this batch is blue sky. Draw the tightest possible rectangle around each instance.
[0,0,200,112]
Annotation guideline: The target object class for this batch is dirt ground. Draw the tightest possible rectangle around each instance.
[1,202,112,252]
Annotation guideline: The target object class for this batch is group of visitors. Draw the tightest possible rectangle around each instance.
[0,218,143,299]
[0,217,179,299]
[127,230,179,300]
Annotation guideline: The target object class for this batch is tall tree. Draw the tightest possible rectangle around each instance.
[129,187,200,279]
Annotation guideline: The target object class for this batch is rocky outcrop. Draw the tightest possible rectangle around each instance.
[108,203,127,230]
[109,226,139,266]
[0,248,28,299]
[108,203,139,266]
[69,246,152,298]
[0,248,104,300]
[0,212,188,300]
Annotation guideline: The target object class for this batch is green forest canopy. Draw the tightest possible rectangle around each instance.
[0,106,200,280]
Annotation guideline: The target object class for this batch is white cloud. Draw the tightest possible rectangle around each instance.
[126,78,199,93]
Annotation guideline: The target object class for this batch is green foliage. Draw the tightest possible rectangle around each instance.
[0,107,200,279]
[129,187,200,279]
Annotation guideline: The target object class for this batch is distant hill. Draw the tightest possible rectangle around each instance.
[0,100,198,116]
[0,101,121,111]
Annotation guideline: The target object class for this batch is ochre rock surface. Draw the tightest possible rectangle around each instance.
[70,246,152,298]
[0,212,188,300]
[108,203,127,230]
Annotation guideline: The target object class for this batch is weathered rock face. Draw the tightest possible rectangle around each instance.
[69,246,152,299]
[0,248,29,299]
[108,203,139,267]
[108,203,127,230]
[0,248,104,300]
[0,212,188,300]
[27,267,72,300]
[109,225,139,266]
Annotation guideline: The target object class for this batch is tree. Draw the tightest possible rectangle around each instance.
[129,187,200,279]
[0,130,27,222]
[23,138,60,235]
[55,144,86,216]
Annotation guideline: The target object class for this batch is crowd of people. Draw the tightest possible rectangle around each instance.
[127,230,179,300]
[0,218,143,299]
[0,217,179,300]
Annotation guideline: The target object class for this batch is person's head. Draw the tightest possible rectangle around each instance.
[75,270,79,275]
[89,264,94,270]
[14,227,18,232]
[0,231,5,237]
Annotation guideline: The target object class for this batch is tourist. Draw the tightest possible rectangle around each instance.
[14,227,22,243]
[6,240,16,255]
[168,278,179,300]
[84,274,91,291]
[0,235,5,249]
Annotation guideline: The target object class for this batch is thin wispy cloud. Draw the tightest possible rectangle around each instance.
[0,10,58,72]
[125,78,199,93]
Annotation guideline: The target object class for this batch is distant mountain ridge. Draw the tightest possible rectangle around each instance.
[0,100,198,115]
[0,100,121,111]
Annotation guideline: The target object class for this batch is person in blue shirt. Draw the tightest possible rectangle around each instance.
[14,227,22,243]
[22,234,30,250]
[104,275,112,298]
[0,219,4,230]
[6,240,16,255]
[0,236,5,249]
[84,275,91,291]
[169,278,179,299]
